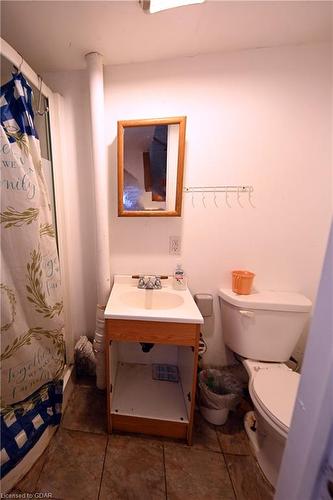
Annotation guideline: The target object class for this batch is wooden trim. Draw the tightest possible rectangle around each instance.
[187,336,200,445]
[175,116,186,216]
[117,116,186,217]
[118,116,186,128]
[106,319,199,346]
[117,121,124,217]
[105,340,112,433]
[118,210,180,218]
[112,414,188,440]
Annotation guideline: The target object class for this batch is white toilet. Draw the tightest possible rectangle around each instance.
[218,288,312,487]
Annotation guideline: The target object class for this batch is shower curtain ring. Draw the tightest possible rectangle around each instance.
[14,53,24,74]
[37,75,49,116]
[18,54,23,72]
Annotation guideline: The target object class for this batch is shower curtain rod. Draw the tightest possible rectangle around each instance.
[0,37,53,99]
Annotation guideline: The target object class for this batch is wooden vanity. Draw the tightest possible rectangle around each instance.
[104,276,203,445]
[105,318,200,444]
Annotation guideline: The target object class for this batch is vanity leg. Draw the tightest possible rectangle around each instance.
[187,327,200,445]
[105,339,112,433]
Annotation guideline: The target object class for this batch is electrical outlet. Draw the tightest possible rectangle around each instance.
[169,236,181,255]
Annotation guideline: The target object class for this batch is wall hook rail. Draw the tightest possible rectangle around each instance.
[184,185,255,208]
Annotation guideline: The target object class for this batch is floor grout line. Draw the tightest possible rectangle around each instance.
[215,428,223,454]
[60,425,108,436]
[223,451,253,457]
[97,434,109,500]
[166,443,234,457]
[221,451,238,500]
[162,444,168,500]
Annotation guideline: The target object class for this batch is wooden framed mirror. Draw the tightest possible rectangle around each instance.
[117,116,186,217]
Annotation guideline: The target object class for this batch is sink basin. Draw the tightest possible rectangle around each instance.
[120,290,184,310]
[105,275,203,324]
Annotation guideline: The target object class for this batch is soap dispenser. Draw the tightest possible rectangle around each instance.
[173,263,187,290]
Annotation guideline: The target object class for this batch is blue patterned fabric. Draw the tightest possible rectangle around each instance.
[0,72,39,141]
[0,381,63,478]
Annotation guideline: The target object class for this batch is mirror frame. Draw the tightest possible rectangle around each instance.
[117,116,186,217]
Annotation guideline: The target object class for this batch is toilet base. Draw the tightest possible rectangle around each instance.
[244,411,259,453]
[244,411,283,488]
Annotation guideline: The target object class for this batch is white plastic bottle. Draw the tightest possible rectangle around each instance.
[173,263,187,290]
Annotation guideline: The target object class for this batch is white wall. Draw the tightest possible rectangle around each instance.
[44,71,98,342]
[46,42,332,365]
[104,42,332,365]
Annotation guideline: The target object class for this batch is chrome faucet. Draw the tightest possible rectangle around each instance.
[145,277,155,289]
[137,276,162,289]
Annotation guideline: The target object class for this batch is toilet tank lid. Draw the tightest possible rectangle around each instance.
[218,289,312,312]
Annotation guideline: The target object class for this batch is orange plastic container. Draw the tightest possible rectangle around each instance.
[232,270,255,295]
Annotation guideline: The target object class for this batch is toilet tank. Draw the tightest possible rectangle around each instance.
[219,289,312,362]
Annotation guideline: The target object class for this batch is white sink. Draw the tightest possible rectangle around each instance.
[105,275,203,324]
[119,290,184,310]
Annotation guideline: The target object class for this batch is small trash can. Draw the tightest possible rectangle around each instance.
[74,336,96,377]
[198,368,243,425]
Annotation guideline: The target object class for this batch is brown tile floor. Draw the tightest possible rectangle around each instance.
[13,377,275,500]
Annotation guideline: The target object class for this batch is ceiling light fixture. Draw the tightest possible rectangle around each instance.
[140,0,205,14]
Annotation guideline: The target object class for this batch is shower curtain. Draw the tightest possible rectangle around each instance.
[0,72,65,477]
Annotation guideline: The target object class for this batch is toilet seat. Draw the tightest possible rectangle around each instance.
[250,368,300,435]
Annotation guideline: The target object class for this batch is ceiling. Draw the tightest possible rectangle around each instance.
[1,1,332,73]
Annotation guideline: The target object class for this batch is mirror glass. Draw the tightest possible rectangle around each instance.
[118,117,186,216]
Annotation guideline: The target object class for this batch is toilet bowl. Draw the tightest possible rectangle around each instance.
[242,359,300,486]
[218,288,311,487]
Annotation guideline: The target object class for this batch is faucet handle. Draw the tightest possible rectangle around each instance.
[138,276,146,289]
[154,276,162,289]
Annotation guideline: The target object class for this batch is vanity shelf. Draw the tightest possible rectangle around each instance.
[111,362,189,423]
